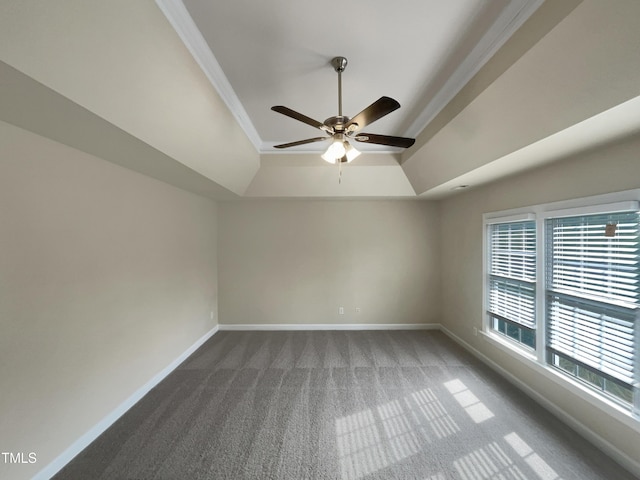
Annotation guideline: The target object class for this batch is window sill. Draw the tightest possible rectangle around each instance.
[481,330,640,434]
[481,330,537,362]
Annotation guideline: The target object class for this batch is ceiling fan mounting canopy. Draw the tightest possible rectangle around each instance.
[331,56,348,73]
[271,56,415,162]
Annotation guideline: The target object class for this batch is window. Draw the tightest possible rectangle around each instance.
[487,219,536,349]
[546,211,639,406]
[484,195,640,418]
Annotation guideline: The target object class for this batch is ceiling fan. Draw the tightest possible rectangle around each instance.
[271,56,415,164]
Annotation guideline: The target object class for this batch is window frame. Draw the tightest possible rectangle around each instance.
[482,189,640,426]
[485,214,537,351]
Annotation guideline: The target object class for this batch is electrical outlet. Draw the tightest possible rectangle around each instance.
[339,307,344,315]
[355,307,361,314]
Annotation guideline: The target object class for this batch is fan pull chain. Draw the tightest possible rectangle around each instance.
[338,159,342,184]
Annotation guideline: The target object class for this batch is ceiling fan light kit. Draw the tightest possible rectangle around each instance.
[271,56,415,170]
[321,134,348,163]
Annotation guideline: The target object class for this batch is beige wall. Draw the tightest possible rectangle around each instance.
[438,133,640,467]
[218,200,440,326]
[0,121,218,480]
[3,106,639,479]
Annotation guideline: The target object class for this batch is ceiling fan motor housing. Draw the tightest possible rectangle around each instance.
[324,115,350,133]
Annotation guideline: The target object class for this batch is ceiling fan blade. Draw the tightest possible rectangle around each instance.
[271,106,331,132]
[273,137,328,149]
[354,133,415,149]
[345,96,401,131]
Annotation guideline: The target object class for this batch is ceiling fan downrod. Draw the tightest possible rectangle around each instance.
[331,56,348,118]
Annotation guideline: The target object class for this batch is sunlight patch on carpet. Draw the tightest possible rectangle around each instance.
[444,378,495,423]
[454,441,527,479]
[504,432,560,480]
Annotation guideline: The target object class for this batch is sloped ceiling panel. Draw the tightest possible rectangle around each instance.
[402,0,640,197]
[245,155,416,198]
[0,61,238,201]
[0,0,259,196]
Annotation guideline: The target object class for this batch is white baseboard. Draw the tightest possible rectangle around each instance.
[34,325,219,480]
[219,323,440,331]
[440,326,640,479]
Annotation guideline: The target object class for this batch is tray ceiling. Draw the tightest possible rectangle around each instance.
[1,0,640,199]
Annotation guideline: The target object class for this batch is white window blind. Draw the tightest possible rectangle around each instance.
[488,221,536,329]
[546,211,639,388]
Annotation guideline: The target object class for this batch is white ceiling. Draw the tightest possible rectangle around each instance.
[160,0,543,153]
[1,0,639,200]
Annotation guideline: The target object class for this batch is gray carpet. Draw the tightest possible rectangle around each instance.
[54,330,637,479]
